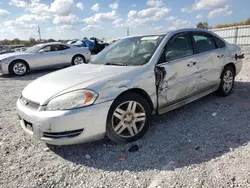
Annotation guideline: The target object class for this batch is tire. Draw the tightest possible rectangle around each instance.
[72,55,86,65]
[9,61,28,76]
[217,65,235,96]
[106,93,152,144]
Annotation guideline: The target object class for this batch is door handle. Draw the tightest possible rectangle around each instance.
[187,61,197,67]
[217,54,224,58]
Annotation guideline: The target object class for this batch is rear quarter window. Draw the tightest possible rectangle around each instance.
[59,45,70,50]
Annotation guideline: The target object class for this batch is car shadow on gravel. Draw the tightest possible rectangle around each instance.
[49,81,250,172]
[0,68,64,81]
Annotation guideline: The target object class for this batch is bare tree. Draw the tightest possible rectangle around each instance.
[197,22,209,29]
[48,39,56,42]
[29,37,37,46]
[13,38,21,45]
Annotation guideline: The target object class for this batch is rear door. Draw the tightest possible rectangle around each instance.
[190,32,226,91]
[156,32,200,109]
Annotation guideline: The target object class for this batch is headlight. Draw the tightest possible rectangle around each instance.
[45,90,98,111]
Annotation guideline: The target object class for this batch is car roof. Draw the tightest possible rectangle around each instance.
[169,28,215,35]
[124,28,215,39]
[37,42,65,47]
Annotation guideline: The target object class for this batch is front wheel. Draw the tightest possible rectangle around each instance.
[106,93,151,144]
[217,66,235,96]
[9,61,28,76]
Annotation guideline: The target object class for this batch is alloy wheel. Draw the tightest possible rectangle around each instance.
[111,101,146,138]
[13,62,27,76]
[74,56,84,65]
[223,70,234,92]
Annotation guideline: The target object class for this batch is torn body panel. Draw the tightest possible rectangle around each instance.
[156,55,201,110]
[88,65,158,110]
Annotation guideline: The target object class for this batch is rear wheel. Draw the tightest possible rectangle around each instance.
[9,61,28,76]
[217,66,235,96]
[106,93,151,144]
[72,55,86,65]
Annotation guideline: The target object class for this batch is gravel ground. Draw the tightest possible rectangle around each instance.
[0,51,250,188]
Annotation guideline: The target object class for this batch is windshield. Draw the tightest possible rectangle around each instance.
[91,35,165,66]
[25,45,42,53]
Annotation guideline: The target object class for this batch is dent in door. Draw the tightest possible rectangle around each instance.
[156,63,200,108]
[156,66,181,106]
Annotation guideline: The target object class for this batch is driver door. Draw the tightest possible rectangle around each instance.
[37,45,65,68]
[156,32,201,110]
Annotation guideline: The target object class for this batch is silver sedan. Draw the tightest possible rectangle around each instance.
[0,42,91,76]
[17,28,244,145]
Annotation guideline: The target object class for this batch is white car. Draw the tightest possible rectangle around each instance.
[17,28,244,145]
[0,42,91,76]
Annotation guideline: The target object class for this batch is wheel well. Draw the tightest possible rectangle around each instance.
[72,54,86,63]
[223,63,236,75]
[116,88,154,112]
[9,59,30,72]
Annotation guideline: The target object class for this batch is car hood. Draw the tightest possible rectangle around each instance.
[22,64,136,105]
[0,52,28,60]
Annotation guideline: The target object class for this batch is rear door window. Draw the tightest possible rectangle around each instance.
[192,33,216,53]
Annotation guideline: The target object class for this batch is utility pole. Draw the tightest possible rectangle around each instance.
[127,27,129,36]
[38,26,41,41]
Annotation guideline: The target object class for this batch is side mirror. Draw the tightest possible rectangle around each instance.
[165,51,173,61]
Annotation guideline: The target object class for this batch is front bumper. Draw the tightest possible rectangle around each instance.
[16,99,113,145]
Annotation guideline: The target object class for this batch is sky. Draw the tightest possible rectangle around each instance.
[0,0,249,40]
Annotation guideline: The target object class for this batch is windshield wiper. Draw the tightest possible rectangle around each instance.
[105,62,127,66]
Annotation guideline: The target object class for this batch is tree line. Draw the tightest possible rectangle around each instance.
[197,17,250,30]
[0,38,68,47]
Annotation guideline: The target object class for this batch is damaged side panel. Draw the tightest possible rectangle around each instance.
[156,57,201,110]
[89,67,159,110]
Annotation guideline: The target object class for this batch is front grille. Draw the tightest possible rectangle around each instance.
[20,96,40,110]
[43,129,84,139]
